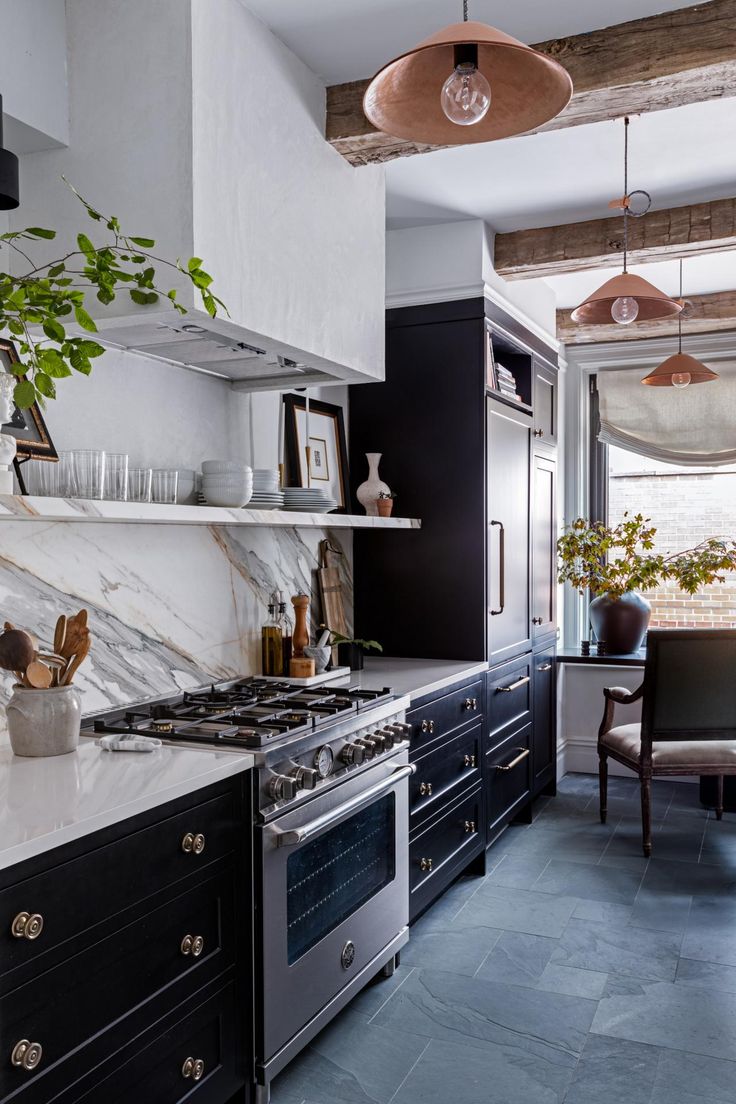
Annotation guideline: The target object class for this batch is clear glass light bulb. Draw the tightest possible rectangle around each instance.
[611,296,640,325]
[671,372,691,389]
[441,63,491,126]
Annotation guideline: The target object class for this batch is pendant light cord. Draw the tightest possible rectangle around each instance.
[622,116,629,273]
[678,258,683,354]
[463,0,469,20]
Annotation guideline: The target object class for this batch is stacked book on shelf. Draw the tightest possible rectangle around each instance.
[493,361,522,403]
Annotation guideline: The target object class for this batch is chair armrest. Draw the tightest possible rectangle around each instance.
[599,683,644,741]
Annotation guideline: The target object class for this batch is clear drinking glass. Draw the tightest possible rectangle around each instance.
[151,468,178,504]
[68,450,106,499]
[105,453,129,501]
[127,468,153,503]
[25,458,68,497]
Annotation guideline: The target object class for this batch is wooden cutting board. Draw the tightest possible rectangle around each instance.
[317,539,349,640]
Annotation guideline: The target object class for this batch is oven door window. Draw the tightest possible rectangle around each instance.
[286,793,396,964]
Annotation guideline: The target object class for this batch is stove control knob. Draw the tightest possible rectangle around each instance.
[269,774,298,801]
[292,766,319,790]
[387,724,411,738]
[375,729,396,749]
[341,742,366,766]
[355,738,376,759]
[370,732,390,752]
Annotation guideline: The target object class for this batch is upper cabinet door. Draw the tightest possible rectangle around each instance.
[532,360,558,448]
[487,398,532,666]
[532,453,557,642]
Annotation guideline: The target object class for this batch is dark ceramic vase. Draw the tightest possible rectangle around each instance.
[337,642,364,670]
[589,592,651,654]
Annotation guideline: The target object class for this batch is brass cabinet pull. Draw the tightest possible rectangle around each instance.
[182,1056,205,1081]
[420,719,435,734]
[496,747,531,772]
[496,675,530,694]
[463,754,476,768]
[532,617,543,625]
[420,857,433,872]
[462,697,478,711]
[11,912,44,941]
[534,428,545,438]
[489,519,505,615]
[181,832,206,854]
[419,781,433,797]
[11,1040,43,1072]
[537,663,553,672]
[464,820,477,834]
[181,934,205,957]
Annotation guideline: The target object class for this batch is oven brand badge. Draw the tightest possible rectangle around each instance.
[341,940,356,970]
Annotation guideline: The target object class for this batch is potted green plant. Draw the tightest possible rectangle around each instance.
[327,631,383,671]
[377,491,396,518]
[558,513,736,653]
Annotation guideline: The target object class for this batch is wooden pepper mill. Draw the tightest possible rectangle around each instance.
[290,593,315,679]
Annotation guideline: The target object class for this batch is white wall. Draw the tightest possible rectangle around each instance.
[0,0,69,152]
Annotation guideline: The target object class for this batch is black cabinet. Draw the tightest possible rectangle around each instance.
[532,359,558,447]
[532,645,557,796]
[532,453,557,643]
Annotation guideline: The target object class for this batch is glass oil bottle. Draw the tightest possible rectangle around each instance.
[261,592,283,676]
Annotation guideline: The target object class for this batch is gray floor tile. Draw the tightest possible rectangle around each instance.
[348,964,415,1018]
[372,968,596,1065]
[391,1036,574,1104]
[563,1033,660,1104]
[571,899,633,926]
[629,888,693,934]
[475,931,556,986]
[269,1008,427,1104]
[675,956,736,995]
[681,897,736,967]
[456,883,579,938]
[534,962,608,999]
[651,1046,736,1104]
[401,924,502,977]
[592,976,736,1061]
[551,917,681,981]
[532,858,644,904]
[483,852,552,889]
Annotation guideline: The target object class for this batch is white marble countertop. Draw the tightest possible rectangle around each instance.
[332,657,488,702]
[0,742,253,872]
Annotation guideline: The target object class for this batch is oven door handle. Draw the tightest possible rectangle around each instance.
[265,763,417,847]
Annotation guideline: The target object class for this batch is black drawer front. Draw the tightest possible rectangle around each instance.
[0,872,235,1100]
[410,787,483,919]
[67,980,243,1104]
[407,679,483,756]
[410,723,482,830]
[486,724,532,836]
[0,790,237,988]
[486,656,532,752]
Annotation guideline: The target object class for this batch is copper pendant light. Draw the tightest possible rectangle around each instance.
[642,261,719,387]
[571,118,683,327]
[363,0,573,146]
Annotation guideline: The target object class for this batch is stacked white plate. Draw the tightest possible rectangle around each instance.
[250,468,285,510]
[283,487,338,513]
[200,460,253,508]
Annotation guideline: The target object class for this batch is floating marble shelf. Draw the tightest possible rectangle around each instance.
[0,495,421,530]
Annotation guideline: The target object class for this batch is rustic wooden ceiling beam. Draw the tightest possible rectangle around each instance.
[494,196,736,279]
[326,0,736,166]
[558,289,736,344]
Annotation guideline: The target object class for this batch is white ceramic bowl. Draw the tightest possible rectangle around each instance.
[202,460,251,475]
[202,479,254,494]
[203,486,253,508]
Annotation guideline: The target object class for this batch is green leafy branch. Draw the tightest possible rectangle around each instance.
[557,512,736,600]
[0,179,226,409]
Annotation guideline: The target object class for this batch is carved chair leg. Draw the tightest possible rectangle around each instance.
[716,775,724,821]
[598,751,608,825]
[640,773,653,857]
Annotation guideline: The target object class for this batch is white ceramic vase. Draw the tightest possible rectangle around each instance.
[356,453,390,517]
[6,684,82,757]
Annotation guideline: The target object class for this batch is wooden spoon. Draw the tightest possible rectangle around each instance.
[61,636,90,686]
[53,614,67,657]
[26,659,53,689]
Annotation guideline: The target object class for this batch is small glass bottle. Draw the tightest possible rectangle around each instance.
[261,593,283,677]
[279,599,293,677]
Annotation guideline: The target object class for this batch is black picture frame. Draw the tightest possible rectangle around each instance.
[0,338,58,461]
[284,394,351,513]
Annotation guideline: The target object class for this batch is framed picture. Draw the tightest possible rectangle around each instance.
[0,339,58,460]
[284,395,350,512]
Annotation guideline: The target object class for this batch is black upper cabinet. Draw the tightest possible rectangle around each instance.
[532,452,557,642]
[532,359,558,447]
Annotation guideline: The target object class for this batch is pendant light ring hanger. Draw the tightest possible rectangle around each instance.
[363,0,573,146]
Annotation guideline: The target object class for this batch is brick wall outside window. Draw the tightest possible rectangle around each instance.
[608,468,736,628]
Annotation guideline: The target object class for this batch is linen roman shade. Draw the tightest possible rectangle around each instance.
[597,360,736,466]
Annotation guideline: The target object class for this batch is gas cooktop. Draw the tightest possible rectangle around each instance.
[86,677,395,749]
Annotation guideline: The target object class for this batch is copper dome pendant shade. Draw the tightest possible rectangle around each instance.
[363,2,573,146]
[642,261,719,387]
[572,118,682,328]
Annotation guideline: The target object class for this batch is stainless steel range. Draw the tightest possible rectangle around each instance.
[87,677,414,1103]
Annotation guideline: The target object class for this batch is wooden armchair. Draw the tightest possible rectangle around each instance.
[598,628,736,856]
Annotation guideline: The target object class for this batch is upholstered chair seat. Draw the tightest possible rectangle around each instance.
[601,723,736,771]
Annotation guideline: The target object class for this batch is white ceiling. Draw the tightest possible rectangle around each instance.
[243,0,693,85]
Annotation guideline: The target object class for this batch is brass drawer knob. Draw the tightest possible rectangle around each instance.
[419,781,433,797]
[419,857,433,872]
[182,1056,205,1081]
[420,719,435,734]
[11,912,44,941]
[11,1039,43,1072]
[464,820,477,834]
[181,832,206,854]
[180,933,205,957]
[463,754,476,768]
[462,697,478,711]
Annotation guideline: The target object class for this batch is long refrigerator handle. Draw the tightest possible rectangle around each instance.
[489,519,505,616]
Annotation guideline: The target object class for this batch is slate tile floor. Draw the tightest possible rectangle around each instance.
[270,774,736,1104]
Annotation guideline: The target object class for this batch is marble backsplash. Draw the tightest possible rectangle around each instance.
[0,518,352,743]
